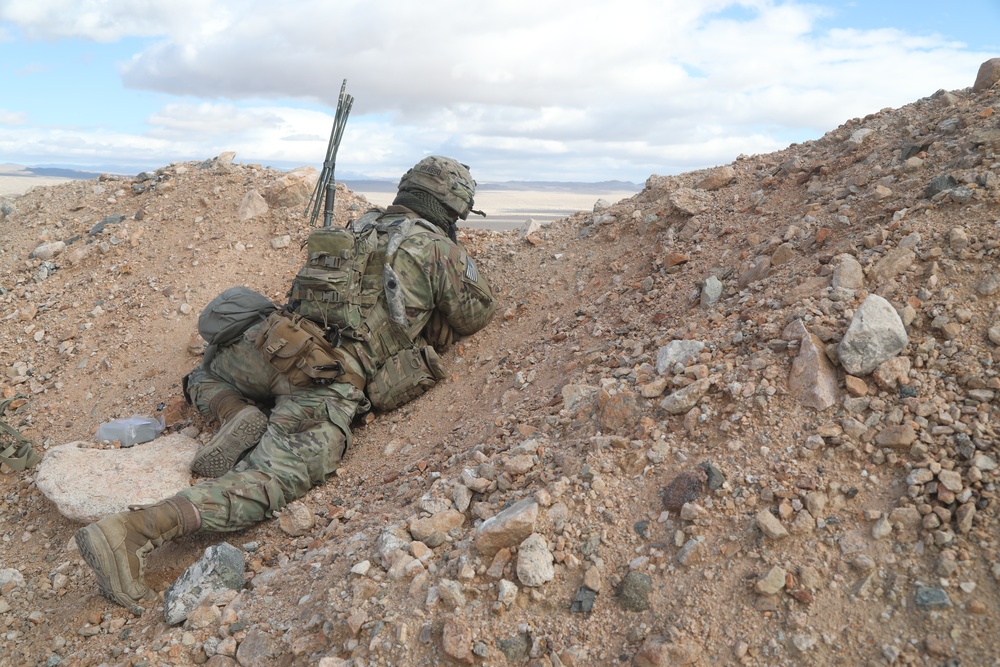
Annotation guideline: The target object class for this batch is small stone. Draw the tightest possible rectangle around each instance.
[660,467,707,512]
[617,572,652,611]
[277,501,314,537]
[756,566,787,595]
[915,586,952,609]
[755,509,788,540]
[570,586,597,613]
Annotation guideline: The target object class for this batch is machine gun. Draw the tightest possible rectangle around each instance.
[305,79,354,227]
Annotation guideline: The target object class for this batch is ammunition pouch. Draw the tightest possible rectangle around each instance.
[367,345,446,412]
[0,396,40,472]
[255,312,365,390]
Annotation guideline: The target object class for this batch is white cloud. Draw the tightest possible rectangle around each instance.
[0,0,993,180]
[0,109,27,125]
[0,0,224,42]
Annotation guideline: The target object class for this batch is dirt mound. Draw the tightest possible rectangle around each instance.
[1,80,999,666]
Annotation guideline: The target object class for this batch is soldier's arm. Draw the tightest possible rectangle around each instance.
[427,238,497,336]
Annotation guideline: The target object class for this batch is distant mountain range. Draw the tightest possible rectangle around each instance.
[343,179,642,193]
[1,164,642,193]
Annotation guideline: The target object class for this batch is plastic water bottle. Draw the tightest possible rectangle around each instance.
[94,415,165,447]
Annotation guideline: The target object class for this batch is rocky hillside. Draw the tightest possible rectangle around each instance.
[1,63,1000,667]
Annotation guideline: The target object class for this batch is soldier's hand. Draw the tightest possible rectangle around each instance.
[424,311,458,350]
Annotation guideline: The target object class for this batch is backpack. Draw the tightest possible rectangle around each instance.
[287,211,448,410]
[288,217,381,337]
[198,286,277,365]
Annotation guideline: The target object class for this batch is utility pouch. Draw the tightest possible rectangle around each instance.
[255,312,361,389]
[0,396,40,472]
[367,345,446,412]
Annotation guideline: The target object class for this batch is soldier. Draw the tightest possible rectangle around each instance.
[74,156,497,613]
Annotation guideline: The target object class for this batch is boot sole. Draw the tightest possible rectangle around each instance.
[192,407,268,478]
[75,524,148,615]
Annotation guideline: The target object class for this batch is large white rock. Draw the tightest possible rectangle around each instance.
[36,434,200,522]
[838,295,909,376]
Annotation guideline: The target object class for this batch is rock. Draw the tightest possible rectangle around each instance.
[700,275,723,307]
[410,509,465,548]
[655,340,705,374]
[915,585,952,609]
[956,503,976,534]
[30,241,66,261]
[789,333,839,411]
[617,572,652,611]
[659,378,711,415]
[973,58,1000,92]
[164,543,245,625]
[971,454,997,472]
[634,636,701,666]
[475,498,538,556]
[669,188,712,216]
[597,388,643,433]
[869,248,915,284]
[937,470,963,493]
[35,435,201,522]
[771,243,797,266]
[518,218,544,238]
[438,578,467,610]
[0,569,25,589]
[676,538,704,566]
[756,566,787,595]
[838,294,909,376]
[497,579,518,607]
[571,586,597,613]
[442,617,473,664]
[498,633,531,663]
[756,509,789,539]
[832,254,864,290]
[661,467,707,512]
[235,626,280,667]
[89,213,125,236]
[516,533,555,587]
[238,190,269,221]
[263,166,318,208]
[847,128,874,146]
[562,384,599,410]
[695,166,736,191]
[875,425,917,448]
[277,501,314,537]
[374,525,411,568]
[872,357,911,390]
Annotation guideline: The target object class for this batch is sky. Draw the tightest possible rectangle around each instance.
[0,0,997,183]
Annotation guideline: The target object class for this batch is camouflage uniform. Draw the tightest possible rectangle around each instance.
[183,207,496,532]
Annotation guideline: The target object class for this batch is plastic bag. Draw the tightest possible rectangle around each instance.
[94,415,165,447]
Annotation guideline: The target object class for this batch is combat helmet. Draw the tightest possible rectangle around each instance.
[397,156,477,220]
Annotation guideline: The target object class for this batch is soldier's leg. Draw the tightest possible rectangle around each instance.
[186,332,277,415]
[187,332,278,476]
[178,386,362,532]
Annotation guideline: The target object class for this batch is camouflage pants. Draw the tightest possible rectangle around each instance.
[182,324,368,533]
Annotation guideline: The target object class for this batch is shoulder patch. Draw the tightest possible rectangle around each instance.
[464,256,479,283]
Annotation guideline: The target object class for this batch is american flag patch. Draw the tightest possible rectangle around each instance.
[465,257,479,283]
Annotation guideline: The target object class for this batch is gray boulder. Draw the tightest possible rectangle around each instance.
[838,295,909,376]
[163,543,246,625]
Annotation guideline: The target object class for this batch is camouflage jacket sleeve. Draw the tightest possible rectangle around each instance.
[397,233,497,337]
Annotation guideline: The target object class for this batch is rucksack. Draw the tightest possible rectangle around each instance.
[198,286,277,365]
[287,211,448,411]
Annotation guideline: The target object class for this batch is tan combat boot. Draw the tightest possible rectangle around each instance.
[74,496,200,614]
[192,391,268,478]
